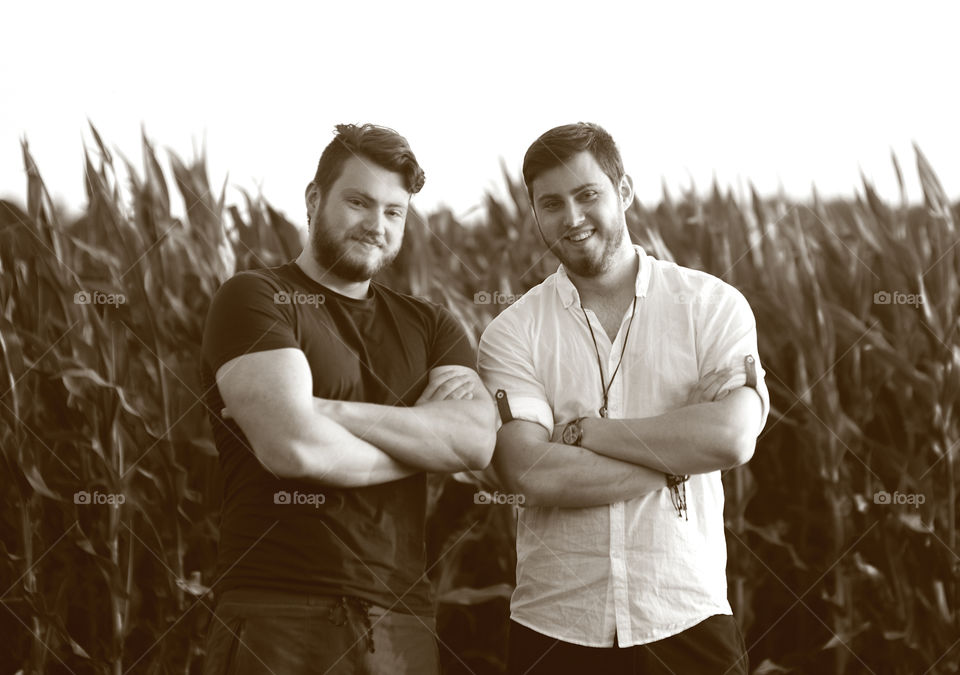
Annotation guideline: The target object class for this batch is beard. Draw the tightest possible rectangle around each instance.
[551,221,627,278]
[309,208,401,283]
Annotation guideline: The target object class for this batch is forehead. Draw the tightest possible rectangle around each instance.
[330,155,409,203]
[530,151,608,201]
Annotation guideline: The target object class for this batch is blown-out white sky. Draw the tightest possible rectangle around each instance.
[2,0,958,226]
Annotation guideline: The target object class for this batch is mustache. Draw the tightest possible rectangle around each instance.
[561,225,594,238]
[350,230,386,247]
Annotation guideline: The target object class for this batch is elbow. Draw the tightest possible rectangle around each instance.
[457,404,498,471]
[471,426,498,470]
[456,434,496,471]
[721,429,756,469]
[495,463,541,506]
[254,438,310,479]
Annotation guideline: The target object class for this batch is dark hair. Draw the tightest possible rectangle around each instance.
[522,122,624,198]
[311,123,425,196]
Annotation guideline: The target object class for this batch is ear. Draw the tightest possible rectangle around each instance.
[618,174,635,211]
[305,182,322,219]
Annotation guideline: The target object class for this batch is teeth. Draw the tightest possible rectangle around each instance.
[568,230,593,242]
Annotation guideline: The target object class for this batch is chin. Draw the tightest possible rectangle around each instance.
[564,258,606,278]
[338,248,401,282]
[572,248,625,278]
[338,256,382,282]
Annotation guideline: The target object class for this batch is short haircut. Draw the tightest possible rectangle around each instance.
[312,123,425,196]
[522,122,625,199]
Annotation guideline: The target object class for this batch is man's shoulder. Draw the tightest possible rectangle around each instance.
[480,274,559,342]
[648,257,744,305]
[201,264,301,370]
[215,264,294,296]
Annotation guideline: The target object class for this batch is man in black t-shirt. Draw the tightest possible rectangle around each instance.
[200,124,497,675]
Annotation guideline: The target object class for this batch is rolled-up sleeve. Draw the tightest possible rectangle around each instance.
[695,283,770,435]
[478,313,554,434]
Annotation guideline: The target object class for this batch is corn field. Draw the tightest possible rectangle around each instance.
[0,126,957,674]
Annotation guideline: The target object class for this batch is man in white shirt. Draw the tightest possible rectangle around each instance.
[478,122,769,674]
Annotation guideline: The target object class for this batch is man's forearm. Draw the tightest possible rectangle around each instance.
[280,413,419,487]
[317,398,497,473]
[579,390,760,475]
[497,439,666,508]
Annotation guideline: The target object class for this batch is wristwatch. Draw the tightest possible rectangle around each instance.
[562,418,585,446]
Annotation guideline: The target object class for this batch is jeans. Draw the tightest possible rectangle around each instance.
[507,614,749,675]
[202,589,440,675]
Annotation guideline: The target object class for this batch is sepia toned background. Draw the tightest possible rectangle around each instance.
[1,1,958,673]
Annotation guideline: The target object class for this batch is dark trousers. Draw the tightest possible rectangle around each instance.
[202,589,439,675]
[507,614,748,675]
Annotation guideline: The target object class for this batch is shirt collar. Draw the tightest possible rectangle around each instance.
[556,244,651,309]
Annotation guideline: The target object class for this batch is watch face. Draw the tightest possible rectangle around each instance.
[562,422,579,445]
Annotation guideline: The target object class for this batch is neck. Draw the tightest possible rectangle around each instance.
[568,244,638,307]
[295,250,371,300]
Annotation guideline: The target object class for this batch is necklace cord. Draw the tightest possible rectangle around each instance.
[579,296,638,417]
[581,295,689,520]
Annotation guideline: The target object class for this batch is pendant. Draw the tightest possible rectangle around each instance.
[599,405,608,418]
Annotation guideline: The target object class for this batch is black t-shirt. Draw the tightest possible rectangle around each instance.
[200,261,475,615]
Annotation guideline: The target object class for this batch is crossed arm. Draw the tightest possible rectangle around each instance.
[494,420,668,508]
[494,368,762,508]
[216,348,497,487]
[570,387,762,476]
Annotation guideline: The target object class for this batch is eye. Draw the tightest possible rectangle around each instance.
[387,209,404,219]
[541,201,560,211]
[579,190,598,201]
[347,198,364,207]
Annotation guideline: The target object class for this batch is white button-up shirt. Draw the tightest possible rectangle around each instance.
[477,245,770,648]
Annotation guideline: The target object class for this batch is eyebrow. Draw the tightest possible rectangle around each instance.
[342,188,408,210]
[535,182,601,205]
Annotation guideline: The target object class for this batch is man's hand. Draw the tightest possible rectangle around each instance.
[551,421,566,444]
[685,367,735,405]
[416,365,476,404]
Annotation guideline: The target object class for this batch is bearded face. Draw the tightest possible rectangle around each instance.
[309,204,401,282]
[529,151,632,279]
[305,156,409,283]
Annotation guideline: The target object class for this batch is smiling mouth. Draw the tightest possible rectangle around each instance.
[564,228,595,244]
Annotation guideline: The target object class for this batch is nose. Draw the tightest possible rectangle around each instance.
[360,211,388,239]
[563,201,585,229]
